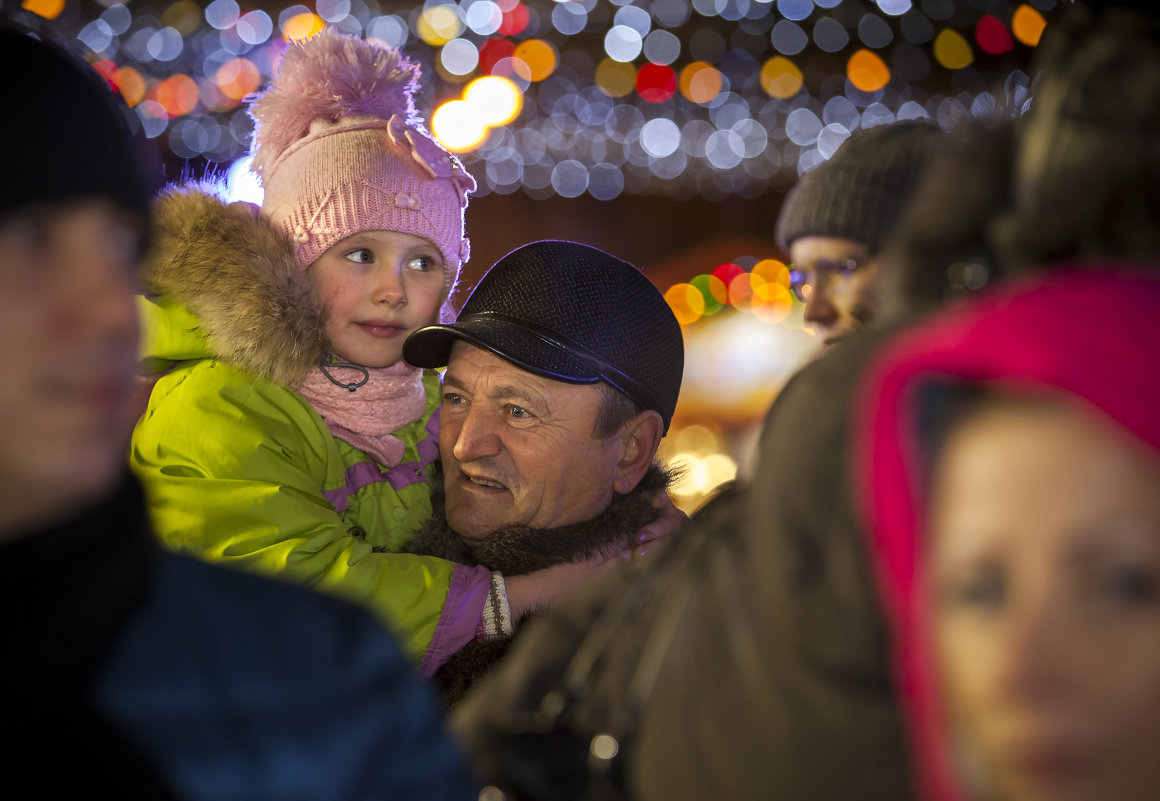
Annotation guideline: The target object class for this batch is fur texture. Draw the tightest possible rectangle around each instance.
[248,29,422,180]
[143,184,327,386]
[407,463,674,708]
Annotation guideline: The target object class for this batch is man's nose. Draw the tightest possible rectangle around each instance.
[802,285,838,330]
[451,403,502,463]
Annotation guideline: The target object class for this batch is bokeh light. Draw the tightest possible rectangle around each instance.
[933,28,974,70]
[760,56,803,99]
[282,12,325,41]
[15,0,1060,200]
[22,0,65,20]
[847,49,890,93]
[1012,5,1048,47]
[637,62,677,103]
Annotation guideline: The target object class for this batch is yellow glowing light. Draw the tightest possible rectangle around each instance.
[214,58,260,101]
[680,62,723,104]
[933,29,974,70]
[513,39,557,82]
[704,274,729,305]
[594,58,636,98]
[664,283,705,326]
[21,0,64,20]
[154,74,199,118]
[751,259,791,290]
[847,49,891,93]
[668,452,706,498]
[162,0,202,35]
[432,99,488,152]
[728,273,753,309]
[1012,5,1047,47]
[281,12,325,41]
[701,453,738,489]
[751,282,794,324]
[115,67,147,107]
[670,423,721,454]
[465,75,522,126]
[760,56,803,100]
[417,4,463,46]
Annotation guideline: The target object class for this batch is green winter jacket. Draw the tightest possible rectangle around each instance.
[129,186,490,669]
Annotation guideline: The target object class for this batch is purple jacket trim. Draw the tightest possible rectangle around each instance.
[420,563,492,679]
[321,413,442,513]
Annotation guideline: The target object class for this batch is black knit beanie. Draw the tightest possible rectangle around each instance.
[0,25,156,222]
[775,120,944,254]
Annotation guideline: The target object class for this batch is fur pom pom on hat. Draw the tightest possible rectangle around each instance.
[775,120,944,255]
[248,29,475,294]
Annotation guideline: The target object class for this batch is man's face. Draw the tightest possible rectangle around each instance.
[439,341,624,542]
[788,235,878,344]
[0,201,140,535]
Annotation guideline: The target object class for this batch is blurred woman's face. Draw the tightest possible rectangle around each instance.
[927,397,1160,801]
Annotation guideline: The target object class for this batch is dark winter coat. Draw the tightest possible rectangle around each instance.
[0,472,479,800]
[450,331,913,801]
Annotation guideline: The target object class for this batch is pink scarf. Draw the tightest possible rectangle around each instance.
[295,360,428,468]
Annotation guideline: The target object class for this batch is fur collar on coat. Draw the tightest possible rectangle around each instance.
[143,184,327,386]
[408,464,672,707]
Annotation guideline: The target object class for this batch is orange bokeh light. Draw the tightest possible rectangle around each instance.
[215,58,260,101]
[153,74,199,118]
[847,49,891,93]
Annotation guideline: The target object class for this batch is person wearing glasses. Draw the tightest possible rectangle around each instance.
[775,119,944,345]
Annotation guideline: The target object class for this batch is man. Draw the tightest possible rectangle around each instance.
[402,239,685,704]
[775,119,944,344]
[0,25,477,798]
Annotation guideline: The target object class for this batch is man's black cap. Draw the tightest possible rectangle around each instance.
[404,240,684,433]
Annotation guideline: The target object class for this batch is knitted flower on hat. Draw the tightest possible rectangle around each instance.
[248,29,475,298]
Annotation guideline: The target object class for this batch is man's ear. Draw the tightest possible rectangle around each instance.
[611,410,665,494]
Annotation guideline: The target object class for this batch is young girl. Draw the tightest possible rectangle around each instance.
[132,30,512,674]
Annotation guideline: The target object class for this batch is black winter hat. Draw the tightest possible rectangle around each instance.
[0,25,156,221]
[404,240,684,433]
[774,120,944,254]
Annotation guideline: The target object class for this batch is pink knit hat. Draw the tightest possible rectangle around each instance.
[247,30,475,299]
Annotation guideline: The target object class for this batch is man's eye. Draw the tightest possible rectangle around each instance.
[507,405,530,419]
[344,248,374,264]
[443,392,465,405]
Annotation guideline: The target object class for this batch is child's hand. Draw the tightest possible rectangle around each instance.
[631,490,688,561]
[504,551,625,622]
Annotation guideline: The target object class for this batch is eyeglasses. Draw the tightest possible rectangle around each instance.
[787,257,863,304]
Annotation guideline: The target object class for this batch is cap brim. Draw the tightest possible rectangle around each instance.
[403,317,603,384]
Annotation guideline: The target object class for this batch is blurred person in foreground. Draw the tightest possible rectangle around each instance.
[0,24,477,799]
[859,269,1160,801]
[775,119,944,345]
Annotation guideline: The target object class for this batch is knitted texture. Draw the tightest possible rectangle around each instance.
[403,240,684,432]
[775,120,944,254]
[248,29,475,294]
[0,26,155,221]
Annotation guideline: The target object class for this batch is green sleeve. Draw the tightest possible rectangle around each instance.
[130,361,455,663]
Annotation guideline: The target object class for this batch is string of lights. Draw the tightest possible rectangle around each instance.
[9,0,1058,202]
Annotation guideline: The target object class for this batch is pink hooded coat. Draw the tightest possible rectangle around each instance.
[855,266,1160,801]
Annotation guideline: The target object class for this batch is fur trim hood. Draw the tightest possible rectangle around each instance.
[140,184,327,386]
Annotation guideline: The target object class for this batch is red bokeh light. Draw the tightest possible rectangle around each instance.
[636,62,677,103]
[975,15,1014,55]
